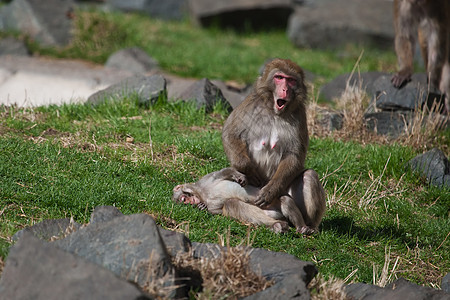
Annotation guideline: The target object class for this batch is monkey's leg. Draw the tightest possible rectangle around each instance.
[418,25,429,72]
[279,195,310,235]
[440,62,450,113]
[222,198,289,233]
[423,23,446,91]
[392,0,417,88]
[289,169,326,235]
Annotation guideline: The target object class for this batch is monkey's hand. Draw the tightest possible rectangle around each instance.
[255,185,278,208]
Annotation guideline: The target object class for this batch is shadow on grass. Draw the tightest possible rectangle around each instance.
[321,216,416,248]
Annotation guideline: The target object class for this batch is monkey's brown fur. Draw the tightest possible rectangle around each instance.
[392,0,450,111]
[222,58,309,206]
[172,167,325,234]
[219,58,326,233]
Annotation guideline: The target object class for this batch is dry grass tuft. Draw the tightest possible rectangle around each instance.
[308,274,350,300]
[307,55,448,152]
[173,232,273,299]
[394,240,446,288]
[139,252,181,299]
[399,98,449,151]
[336,74,369,134]
[49,216,79,242]
[307,71,388,145]
[373,246,400,287]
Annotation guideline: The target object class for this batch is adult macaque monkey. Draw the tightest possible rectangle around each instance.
[172,167,325,234]
[221,58,326,234]
[391,0,450,111]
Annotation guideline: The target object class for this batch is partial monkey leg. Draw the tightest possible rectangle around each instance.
[289,169,326,234]
[222,198,289,233]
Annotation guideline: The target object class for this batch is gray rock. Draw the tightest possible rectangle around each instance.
[443,273,450,294]
[158,227,191,256]
[89,206,191,256]
[315,108,344,131]
[89,205,124,224]
[345,278,450,300]
[364,111,410,138]
[287,0,393,49]
[371,74,445,112]
[210,79,247,109]
[105,47,159,74]
[106,0,188,20]
[53,213,177,291]
[0,0,75,46]
[0,37,30,56]
[177,78,230,113]
[169,76,248,110]
[245,248,317,300]
[87,74,167,106]
[407,148,450,188]
[345,282,384,299]
[0,232,152,300]
[320,71,386,103]
[12,218,81,242]
[165,75,197,98]
[191,242,317,299]
[189,0,293,30]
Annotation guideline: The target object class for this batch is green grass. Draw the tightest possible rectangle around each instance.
[1,9,448,289]
[26,10,397,84]
[1,98,448,287]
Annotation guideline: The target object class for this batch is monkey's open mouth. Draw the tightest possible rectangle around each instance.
[276,99,287,110]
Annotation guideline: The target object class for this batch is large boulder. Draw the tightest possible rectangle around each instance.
[319,71,386,102]
[0,232,151,300]
[364,111,410,139]
[0,0,75,46]
[407,148,450,188]
[192,242,317,300]
[87,74,167,106]
[173,78,231,112]
[345,278,450,300]
[371,74,445,113]
[53,213,178,292]
[189,0,293,30]
[287,0,394,49]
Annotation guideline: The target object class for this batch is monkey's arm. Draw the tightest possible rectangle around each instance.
[215,167,248,187]
[222,127,264,187]
[255,153,303,207]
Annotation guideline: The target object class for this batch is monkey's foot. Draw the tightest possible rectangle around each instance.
[271,221,289,234]
[391,73,411,88]
[296,226,317,235]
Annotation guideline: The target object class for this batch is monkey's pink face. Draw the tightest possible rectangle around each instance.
[273,72,297,113]
[172,184,202,206]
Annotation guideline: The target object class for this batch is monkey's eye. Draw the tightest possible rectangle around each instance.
[287,78,297,85]
[274,75,284,80]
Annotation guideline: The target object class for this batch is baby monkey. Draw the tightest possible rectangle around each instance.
[172,167,325,235]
